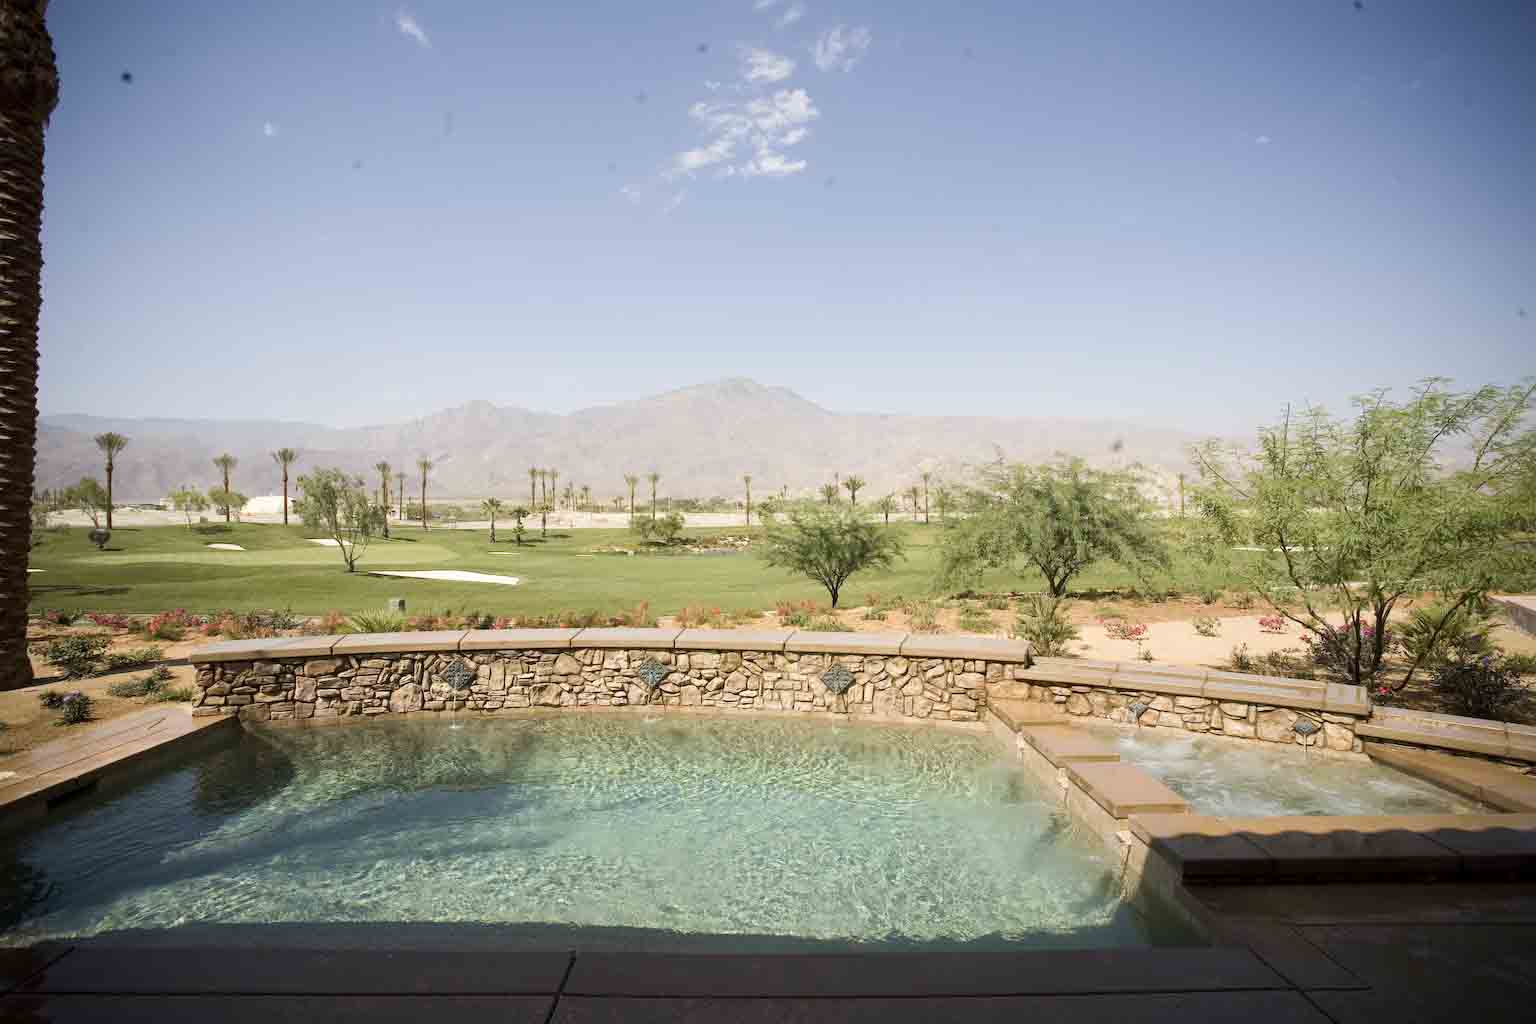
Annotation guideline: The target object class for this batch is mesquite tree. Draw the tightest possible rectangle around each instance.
[762,504,905,608]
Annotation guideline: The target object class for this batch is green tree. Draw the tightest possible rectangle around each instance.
[208,486,247,522]
[580,483,591,512]
[294,468,380,572]
[271,447,298,525]
[939,457,1168,598]
[934,485,953,522]
[1191,380,1536,688]
[624,473,639,515]
[69,477,109,528]
[167,485,209,528]
[549,468,560,509]
[93,432,128,529]
[374,461,391,538]
[212,454,237,523]
[819,482,839,505]
[762,504,905,608]
[528,466,539,507]
[416,456,433,530]
[875,493,896,524]
[842,474,865,506]
[908,484,921,520]
[921,470,932,524]
[646,471,660,519]
[509,505,529,545]
[481,497,502,541]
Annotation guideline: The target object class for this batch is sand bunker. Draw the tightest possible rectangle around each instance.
[26,569,43,573]
[206,543,245,551]
[367,570,521,586]
[307,539,342,547]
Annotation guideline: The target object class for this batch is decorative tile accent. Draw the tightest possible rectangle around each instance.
[637,658,668,690]
[1128,700,1150,720]
[441,659,476,691]
[821,663,855,696]
[1293,717,1321,737]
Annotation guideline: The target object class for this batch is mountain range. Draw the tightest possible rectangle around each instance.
[37,378,1222,505]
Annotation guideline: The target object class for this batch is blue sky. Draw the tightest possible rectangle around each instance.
[38,1,1535,433]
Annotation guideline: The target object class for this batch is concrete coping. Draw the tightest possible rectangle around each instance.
[1064,762,1189,819]
[1017,725,1122,768]
[569,628,684,650]
[894,635,1033,663]
[1018,658,1370,719]
[458,628,582,651]
[1130,811,1536,881]
[331,631,469,655]
[1363,741,1536,812]
[189,635,341,663]
[673,628,794,652]
[782,631,907,656]
[1356,705,1515,760]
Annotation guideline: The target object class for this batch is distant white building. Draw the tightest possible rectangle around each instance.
[241,495,294,517]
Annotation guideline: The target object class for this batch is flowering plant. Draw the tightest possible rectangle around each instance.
[1258,614,1286,634]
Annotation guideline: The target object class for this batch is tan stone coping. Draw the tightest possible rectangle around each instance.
[895,635,1033,663]
[1065,762,1190,819]
[987,698,1065,732]
[570,627,684,650]
[190,635,342,662]
[331,631,469,654]
[1355,705,1515,759]
[1018,657,1370,717]
[459,628,582,651]
[1363,742,1536,812]
[0,707,239,828]
[1018,725,1122,768]
[782,631,906,656]
[674,628,794,652]
[1130,811,1536,881]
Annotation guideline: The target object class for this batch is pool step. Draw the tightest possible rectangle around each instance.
[1364,742,1536,812]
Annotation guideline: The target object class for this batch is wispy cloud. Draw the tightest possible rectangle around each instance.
[777,3,805,28]
[812,25,871,72]
[753,0,781,9]
[396,10,431,48]
[1254,134,1271,145]
[740,46,795,84]
[263,121,278,137]
[672,88,819,179]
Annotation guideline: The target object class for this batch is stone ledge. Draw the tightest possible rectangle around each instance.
[674,629,793,652]
[1018,725,1121,768]
[190,635,342,663]
[1363,742,1536,811]
[1065,762,1189,820]
[570,628,683,650]
[895,635,1032,663]
[988,698,1065,732]
[1356,706,1512,759]
[332,631,468,655]
[459,628,580,651]
[1130,813,1275,880]
[783,631,906,656]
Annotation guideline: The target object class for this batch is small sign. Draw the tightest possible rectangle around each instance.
[821,664,855,696]
[637,659,668,690]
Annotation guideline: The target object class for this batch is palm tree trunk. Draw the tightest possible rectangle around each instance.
[104,462,113,528]
[0,1,58,690]
[420,480,427,530]
[222,468,231,523]
[281,469,288,525]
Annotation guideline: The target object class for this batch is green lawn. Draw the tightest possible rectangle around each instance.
[26,521,1244,618]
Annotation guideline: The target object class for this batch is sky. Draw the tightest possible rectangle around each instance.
[37,0,1536,435]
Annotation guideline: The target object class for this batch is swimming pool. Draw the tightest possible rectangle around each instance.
[0,716,1191,950]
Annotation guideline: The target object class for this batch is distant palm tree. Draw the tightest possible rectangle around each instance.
[528,466,539,508]
[647,471,660,520]
[908,484,922,521]
[743,474,753,526]
[417,457,433,530]
[398,476,405,523]
[819,483,838,505]
[1,4,60,691]
[613,496,624,512]
[481,497,502,542]
[549,468,560,510]
[94,432,128,529]
[876,494,896,525]
[213,454,238,523]
[624,473,639,515]
[271,448,298,526]
[921,471,932,524]
[563,482,575,510]
[580,484,591,512]
[374,461,392,538]
[537,469,547,507]
[843,474,865,506]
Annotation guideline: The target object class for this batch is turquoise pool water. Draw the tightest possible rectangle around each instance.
[0,717,1188,950]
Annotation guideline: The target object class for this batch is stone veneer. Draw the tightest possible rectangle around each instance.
[188,629,1036,724]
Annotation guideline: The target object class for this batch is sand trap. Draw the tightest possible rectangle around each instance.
[26,568,43,573]
[206,543,245,551]
[307,539,341,547]
[367,570,521,586]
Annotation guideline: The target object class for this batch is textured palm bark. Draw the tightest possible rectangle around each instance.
[0,1,57,690]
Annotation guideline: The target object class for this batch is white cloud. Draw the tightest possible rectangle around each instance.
[662,190,686,214]
[263,121,278,137]
[813,25,871,72]
[1255,134,1271,145]
[740,46,795,83]
[778,3,805,28]
[396,10,430,48]
[671,87,819,180]
[753,0,781,9]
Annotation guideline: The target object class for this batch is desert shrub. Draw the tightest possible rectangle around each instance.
[983,595,1011,611]
[1101,618,1147,642]
[41,609,82,626]
[861,607,887,621]
[1431,651,1527,720]
[559,609,607,628]
[676,606,727,628]
[1013,594,1080,657]
[1228,643,1255,672]
[459,611,496,630]
[775,599,820,628]
[150,685,195,703]
[906,599,943,633]
[1192,615,1221,637]
[1257,614,1287,634]
[85,612,132,629]
[1139,647,1155,662]
[307,610,349,635]
[1094,606,1125,622]
[1504,653,1536,677]
[347,611,407,633]
[1259,648,1316,680]
[1198,587,1223,605]
[957,605,998,634]
[1300,623,1391,684]
[103,646,164,672]
[1396,603,1495,670]
[613,602,657,628]
[106,665,172,698]
[57,692,94,725]
[140,609,199,641]
[44,635,110,678]
[266,607,302,631]
[37,689,66,709]
[805,615,854,632]
[1230,591,1256,610]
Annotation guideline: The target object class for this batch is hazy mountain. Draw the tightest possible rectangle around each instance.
[37,378,1218,505]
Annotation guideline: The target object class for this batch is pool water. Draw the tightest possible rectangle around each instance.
[0,717,1190,951]
[1096,725,1479,817]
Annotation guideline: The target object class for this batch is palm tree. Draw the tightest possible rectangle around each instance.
[93,432,128,529]
[908,484,922,521]
[398,475,405,523]
[624,473,639,515]
[549,468,560,510]
[481,497,502,542]
[562,482,575,510]
[374,461,392,538]
[743,474,752,526]
[213,454,238,523]
[876,494,896,525]
[528,466,539,508]
[580,484,591,513]
[271,448,298,525]
[647,471,660,520]
[0,1,59,691]
[843,474,865,506]
[921,471,932,524]
[417,456,433,530]
[819,483,838,505]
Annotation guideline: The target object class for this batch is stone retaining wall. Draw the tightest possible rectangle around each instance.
[189,629,1036,724]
